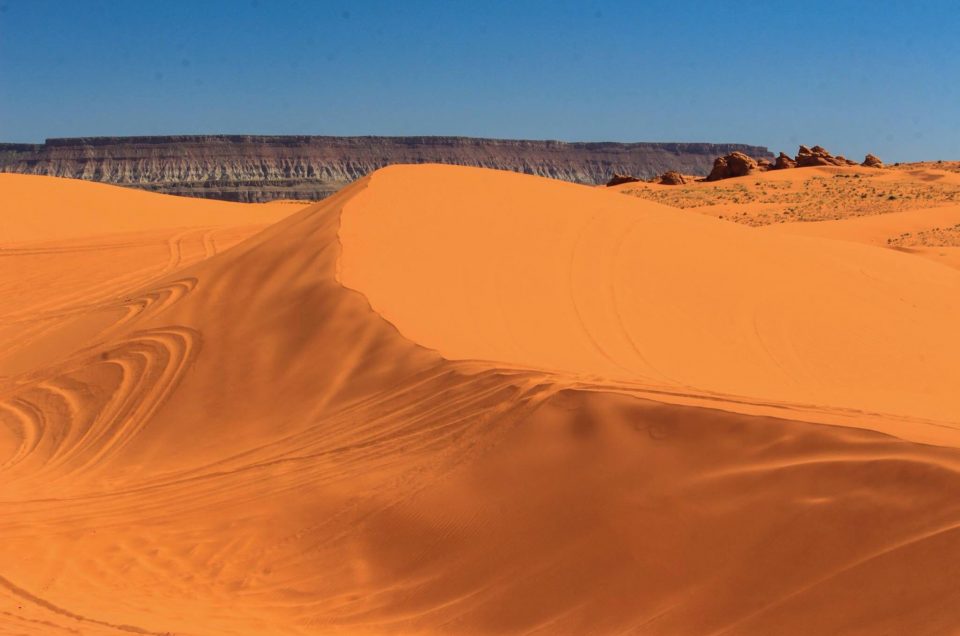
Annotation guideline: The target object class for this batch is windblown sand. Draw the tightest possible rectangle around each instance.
[2,166,960,635]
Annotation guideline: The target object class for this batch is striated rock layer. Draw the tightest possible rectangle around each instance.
[0,135,772,202]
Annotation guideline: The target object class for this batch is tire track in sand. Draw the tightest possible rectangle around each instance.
[0,327,200,480]
[0,573,168,635]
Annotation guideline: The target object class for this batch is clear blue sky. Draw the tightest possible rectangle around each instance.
[1,1,958,161]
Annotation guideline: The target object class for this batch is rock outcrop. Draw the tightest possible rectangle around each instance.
[606,173,641,186]
[698,145,883,183]
[774,152,797,170]
[705,151,759,181]
[0,136,773,202]
[667,145,886,184]
[795,145,858,168]
[658,170,688,185]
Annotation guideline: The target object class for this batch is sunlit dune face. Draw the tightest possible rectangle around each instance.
[338,165,960,431]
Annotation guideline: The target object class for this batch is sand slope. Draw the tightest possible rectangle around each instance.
[0,174,297,381]
[2,168,960,635]
[339,166,960,439]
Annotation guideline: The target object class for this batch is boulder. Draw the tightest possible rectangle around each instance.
[862,154,884,168]
[770,146,868,171]
[798,145,855,167]
[658,170,687,185]
[705,151,758,181]
[796,144,839,167]
[774,152,797,170]
[606,173,641,187]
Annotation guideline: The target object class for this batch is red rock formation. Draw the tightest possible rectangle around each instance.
[795,145,857,167]
[796,145,835,167]
[707,145,883,180]
[774,152,797,170]
[705,151,759,181]
[658,170,688,185]
[606,173,641,186]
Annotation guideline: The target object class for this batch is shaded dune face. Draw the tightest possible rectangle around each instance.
[1,169,960,635]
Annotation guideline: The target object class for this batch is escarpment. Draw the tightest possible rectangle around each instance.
[0,135,772,202]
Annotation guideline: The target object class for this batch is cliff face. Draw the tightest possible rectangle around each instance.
[0,136,772,202]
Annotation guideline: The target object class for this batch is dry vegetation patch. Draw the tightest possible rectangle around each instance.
[890,160,960,174]
[887,223,960,248]
[621,171,960,226]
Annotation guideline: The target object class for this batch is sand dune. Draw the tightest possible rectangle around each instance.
[0,175,296,380]
[0,173,301,243]
[763,202,960,271]
[2,167,960,635]
[339,166,960,439]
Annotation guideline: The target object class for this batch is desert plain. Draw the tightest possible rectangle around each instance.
[2,160,960,635]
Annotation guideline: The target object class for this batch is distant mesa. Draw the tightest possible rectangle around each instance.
[0,135,772,202]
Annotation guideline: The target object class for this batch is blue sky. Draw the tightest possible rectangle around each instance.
[1,1,957,161]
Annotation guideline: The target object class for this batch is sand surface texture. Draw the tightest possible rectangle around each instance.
[2,166,960,635]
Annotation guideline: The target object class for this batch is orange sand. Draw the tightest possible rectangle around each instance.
[2,167,960,635]
[339,166,960,439]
